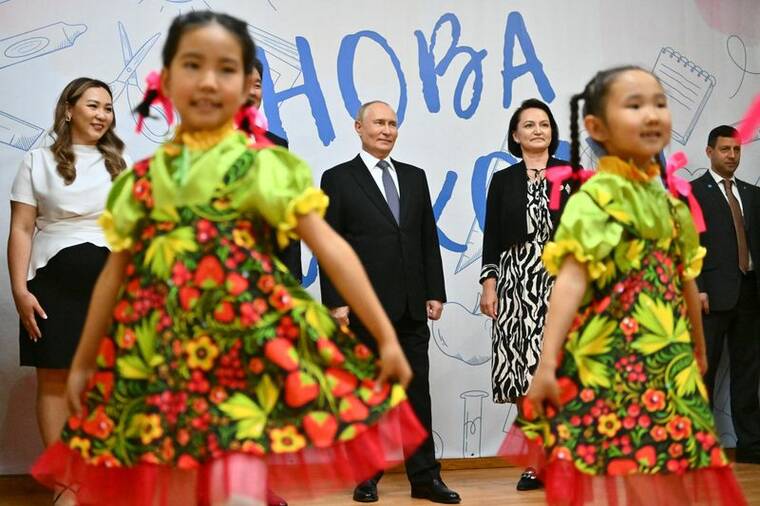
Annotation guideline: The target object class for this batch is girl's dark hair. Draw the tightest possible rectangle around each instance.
[569,65,653,170]
[507,98,559,157]
[50,77,127,185]
[163,10,256,73]
[134,11,256,119]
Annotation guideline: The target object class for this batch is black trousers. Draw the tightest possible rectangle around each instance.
[351,309,441,486]
[703,272,760,457]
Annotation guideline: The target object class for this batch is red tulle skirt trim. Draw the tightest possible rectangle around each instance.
[500,426,748,506]
[32,401,425,506]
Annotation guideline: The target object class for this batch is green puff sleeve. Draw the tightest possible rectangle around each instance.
[232,147,328,248]
[542,180,624,283]
[669,196,706,280]
[98,169,145,251]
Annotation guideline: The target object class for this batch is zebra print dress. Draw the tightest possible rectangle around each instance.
[490,178,553,403]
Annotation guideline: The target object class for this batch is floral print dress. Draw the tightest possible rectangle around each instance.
[501,157,747,506]
[32,126,425,506]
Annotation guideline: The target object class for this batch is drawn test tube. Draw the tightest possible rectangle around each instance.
[460,390,488,458]
[0,111,44,151]
[0,22,87,70]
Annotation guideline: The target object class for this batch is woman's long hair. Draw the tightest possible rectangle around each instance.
[50,77,127,185]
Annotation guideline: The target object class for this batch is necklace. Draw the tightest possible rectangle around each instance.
[526,167,546,180]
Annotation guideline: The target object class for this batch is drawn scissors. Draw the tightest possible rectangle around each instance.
[110,22,170,143]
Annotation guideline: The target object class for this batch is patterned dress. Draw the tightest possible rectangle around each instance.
[32,126,425,506]
[489,178,553,403]
[502,157,747,506]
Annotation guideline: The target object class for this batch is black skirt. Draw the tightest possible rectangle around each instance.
[19,242,109,368]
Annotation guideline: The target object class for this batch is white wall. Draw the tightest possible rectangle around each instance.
[1,0,758,473]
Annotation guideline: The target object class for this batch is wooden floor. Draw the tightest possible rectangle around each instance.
[2,464,759,505]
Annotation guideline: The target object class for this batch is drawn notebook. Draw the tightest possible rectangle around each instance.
[652,47,716,145]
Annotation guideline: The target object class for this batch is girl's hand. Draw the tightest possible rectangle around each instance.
[13,289,46,341]
[479,280,498,319]
[526,364,560,417]
[67,364,95,415]
[376,340,412,389]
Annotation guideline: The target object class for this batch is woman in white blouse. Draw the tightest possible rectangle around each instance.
[8,77,130,449]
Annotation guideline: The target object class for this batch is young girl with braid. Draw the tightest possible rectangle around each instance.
[502,65,747,505]
[31,10,424,506]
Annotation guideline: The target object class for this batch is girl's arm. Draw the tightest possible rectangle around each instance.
[7,202,46,340]
[295,212,412,387]
[68,251,130,413]
[527,256,588,415]
[682,278,707,374]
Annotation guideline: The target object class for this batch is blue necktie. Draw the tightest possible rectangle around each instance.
[378,160,400,223]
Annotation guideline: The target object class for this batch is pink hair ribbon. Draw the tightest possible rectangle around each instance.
[135,71,174,134]
[665,151,706,233]
[545,165,594,210]
[234,105,273,148]
[736,93,760,144]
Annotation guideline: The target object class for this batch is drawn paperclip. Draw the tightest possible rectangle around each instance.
[0,21,87,70]
[0,110,44,151]
[110,22,171,143]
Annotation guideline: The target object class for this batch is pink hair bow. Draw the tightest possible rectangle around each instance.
[135,71,174,134]
[545,165,594,210]
[737,93,760,144]
[665,151,706,233]
[234,105,273,148]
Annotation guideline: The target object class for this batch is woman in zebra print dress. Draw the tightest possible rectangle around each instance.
[480,99,569,490]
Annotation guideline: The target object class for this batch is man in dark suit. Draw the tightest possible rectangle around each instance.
[320,101,460,504]
[248,59,302,283]
[692,124,760,464]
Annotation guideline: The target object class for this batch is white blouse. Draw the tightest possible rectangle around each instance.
[10,146,132,280]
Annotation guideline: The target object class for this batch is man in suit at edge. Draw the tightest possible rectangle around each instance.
[320,101,460,504]
[247,58,302,284]
[692,124,760,464]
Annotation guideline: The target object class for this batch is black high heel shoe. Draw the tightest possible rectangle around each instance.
[516,467,543,491]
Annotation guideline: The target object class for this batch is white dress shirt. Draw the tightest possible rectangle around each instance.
[709,169,745,213]
[708,168,753,270]
[10,146,132,280]
[359,150,400,201]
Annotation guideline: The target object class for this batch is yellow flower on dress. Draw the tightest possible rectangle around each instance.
[598,413,622,438]
[557,424,571,441]
[232,228,255,249]
[185,335,220,371]
[269,425,306,453]
[99,210,133,251]
[70,436,91,458]
[133,414,164,445]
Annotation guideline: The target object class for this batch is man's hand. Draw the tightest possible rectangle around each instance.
[699,292,709,315]
[426,300,443,321]
[330,306,350,327]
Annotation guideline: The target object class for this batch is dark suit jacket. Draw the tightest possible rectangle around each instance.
[692,171,760,311]
[320,155,446,322]
[263,131,303,282]
[481,157,570,275]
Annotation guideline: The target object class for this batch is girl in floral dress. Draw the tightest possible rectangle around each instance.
[32,11,424,506]
[502,66,747,505]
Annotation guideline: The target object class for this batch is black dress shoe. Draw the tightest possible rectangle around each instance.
[353,480,378,502]
[516,467,543,491]
[266,488,288,506]
[410,478,461,504]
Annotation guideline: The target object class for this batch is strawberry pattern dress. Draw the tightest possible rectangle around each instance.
[32,125,425,506]
[501,157,747,506]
